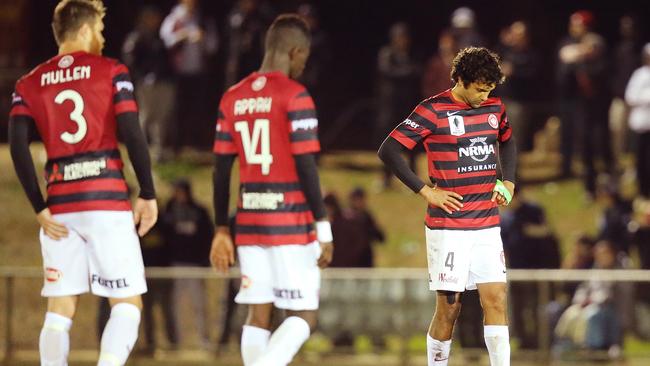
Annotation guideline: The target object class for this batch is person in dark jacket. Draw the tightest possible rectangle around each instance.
[161,179,214,349]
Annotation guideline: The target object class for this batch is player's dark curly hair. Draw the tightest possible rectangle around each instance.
[451,47,505,86]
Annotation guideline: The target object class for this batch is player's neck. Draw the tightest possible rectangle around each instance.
[450,84,470,107]
[258,53,290,77]
[58,41,91,56]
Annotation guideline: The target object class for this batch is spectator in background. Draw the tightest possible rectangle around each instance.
[554,241,632,358]
[501,185,560,349]
[624,43,650,198]
[448,7,485,49]
[224,0,273,88]
[421,30,457,98]
[376,22,420,190]
[633,200,650,305]
[324,192,364,268]
[556,10,592,178]
[498,21,541,153]
[347,187,385,267]
[297,3,333,128]
[610,15,642,162]
[576,33,613,199]
[140,221,178,354]
[596,181,633,253]
[160,0,218,154]
[161,179,214,349]
[122,6,175,162]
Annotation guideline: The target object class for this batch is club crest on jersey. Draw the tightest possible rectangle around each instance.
[488,114,499,129]
[45,267,62,282]
[448,115,465,136]
[252,76,267,91]
[58,55,74,68]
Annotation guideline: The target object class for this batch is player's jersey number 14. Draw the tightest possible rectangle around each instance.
[235,119,274,175]
[55,89,88,144]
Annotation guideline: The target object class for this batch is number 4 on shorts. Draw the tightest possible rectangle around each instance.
[445,252,455,271]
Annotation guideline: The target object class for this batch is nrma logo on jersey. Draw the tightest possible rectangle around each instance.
[457,135,497,174]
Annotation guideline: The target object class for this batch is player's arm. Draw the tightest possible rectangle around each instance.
[492,108,517,206]
[9,91,69,240]
[210,107,237,273]
[288,89,333,268]
[294,153,333,268]
[377,105,464,214]
[112,62,157,236]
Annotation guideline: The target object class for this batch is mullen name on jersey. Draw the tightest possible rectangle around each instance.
[41,66,91,86]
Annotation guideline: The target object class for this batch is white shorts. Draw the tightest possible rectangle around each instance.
[426,226,506,292]
[235,242,321,311]
[40,211,147,298]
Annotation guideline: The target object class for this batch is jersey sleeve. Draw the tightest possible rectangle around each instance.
[9,84,35,122]
[498,104,513,143]
[388,102,436,150]
[287,89,320,155]
[213,99,237,155]
[111,62,138,116]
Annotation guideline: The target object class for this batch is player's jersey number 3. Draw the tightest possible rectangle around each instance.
[235,119,274,175]
[55,89,88,144]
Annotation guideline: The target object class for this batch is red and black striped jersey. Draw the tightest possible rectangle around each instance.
[389,89,513,230]
[9,51,136,214]
[213,71,320,246]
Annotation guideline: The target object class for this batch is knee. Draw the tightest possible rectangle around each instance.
[47,296,78,319]
[246,306,273,330]
[438,302,462,323]
[481,289,508,315]
[110,296,143,311]
[286,310,318,332]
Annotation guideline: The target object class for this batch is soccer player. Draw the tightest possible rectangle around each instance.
[8,1,156,365]
[378,47,517,366]
[210,14,333,366]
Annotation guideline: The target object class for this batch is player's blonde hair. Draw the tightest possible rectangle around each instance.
[52,0,106,45]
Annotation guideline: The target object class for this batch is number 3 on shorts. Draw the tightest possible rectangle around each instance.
[445,252,455,271]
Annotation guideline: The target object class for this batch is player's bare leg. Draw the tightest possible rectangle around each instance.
[242,303,273,365]
[477,282,510,366]
[427,291,461,366]
[40,295,79,365]
[251,309,317,366]
[97,295,142,366]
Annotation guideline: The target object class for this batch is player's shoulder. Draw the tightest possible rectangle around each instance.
[417,89,455,115]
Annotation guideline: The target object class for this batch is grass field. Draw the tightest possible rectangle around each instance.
[0,144,647,365]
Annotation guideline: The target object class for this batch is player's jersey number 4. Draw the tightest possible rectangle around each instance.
[235,118,273,175]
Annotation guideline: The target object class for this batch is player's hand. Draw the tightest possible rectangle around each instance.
[133,198,158,237]
[419,185,463,214]
[210,228,235,274]
[491,180,515,206]
[317,241,334,269]
[37,208,69,240]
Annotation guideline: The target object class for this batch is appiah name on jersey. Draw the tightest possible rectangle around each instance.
[41,66,91,86]
[234,97,272,115]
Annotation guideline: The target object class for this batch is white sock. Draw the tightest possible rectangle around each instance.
[98,303,141,366]
[241,325,271,365]
[427,334,451,366]
[252,316,311,366]
[40,312,73,366]
[484,325,510,366]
